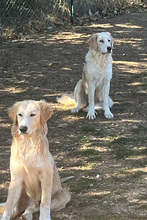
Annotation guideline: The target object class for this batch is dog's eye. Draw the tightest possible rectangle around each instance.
[108,39,110,42]
[30,113,36,117]
[18,113,22,117]
[100,40,104,43]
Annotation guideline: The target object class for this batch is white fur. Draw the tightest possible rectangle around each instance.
[71,32,114,119]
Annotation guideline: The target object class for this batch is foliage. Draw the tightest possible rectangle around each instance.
[0,0,146,42]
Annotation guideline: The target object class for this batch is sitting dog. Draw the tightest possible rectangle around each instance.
[57,32,114,120]
[1,100,70,220]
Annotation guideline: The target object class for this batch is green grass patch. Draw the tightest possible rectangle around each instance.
[81,148,98,157]
[81,148,102,162]
[82,126,104,137]
[86,162,98,169]
[111,136,130,145]
[69,177,97,194]
[112,145,133,159]
[82,126,96,133]
[74,26,91,33]
[110,136,134,159]
[78,135,90,144]
[115,102,129,113]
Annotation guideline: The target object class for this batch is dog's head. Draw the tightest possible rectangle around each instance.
[8,100,52,135]
[87,32,114,54]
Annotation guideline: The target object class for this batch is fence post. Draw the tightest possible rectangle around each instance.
[70,0,74,24]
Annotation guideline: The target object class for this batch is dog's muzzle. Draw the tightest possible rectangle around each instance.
[19,126,28,134]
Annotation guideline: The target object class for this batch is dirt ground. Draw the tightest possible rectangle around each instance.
[0,12,147,220]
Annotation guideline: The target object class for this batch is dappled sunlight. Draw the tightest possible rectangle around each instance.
[105,166,147,180]
[0,170,9,175]
[99,119,142,124]
[2,87,26,94]
[127,155,147,161]
[114,61,146,68]
[13,31,87,46]
[38,32,86,45]
[0,182,9,190]
[62,114,84,122]
[0,122,10,128]
[115,24,142,29]
[128,82,143,86]
[60,67,72,71]
[61,165,97,171]
[114,60,146,74]
[88,23,113,28]
[130,198,147,205]
[116,38,142,43]
[137,90,147,94]
[83,191,111,197]
[126,167,147,174]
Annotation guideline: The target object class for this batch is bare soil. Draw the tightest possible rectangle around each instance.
[0,12,147,220]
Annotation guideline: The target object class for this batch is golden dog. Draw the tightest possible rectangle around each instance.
[1,100,70,220]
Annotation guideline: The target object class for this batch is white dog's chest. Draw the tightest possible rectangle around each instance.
[84,61,112,89]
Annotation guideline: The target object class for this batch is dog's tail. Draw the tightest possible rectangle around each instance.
[61,176,74,183]
[56,94,76,108]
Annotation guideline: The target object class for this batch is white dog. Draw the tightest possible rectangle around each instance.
[1,100,70,220]
[57,32,114,120]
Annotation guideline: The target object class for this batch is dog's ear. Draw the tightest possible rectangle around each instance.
[111,36,114,49]
[39,100,53,125]
[106,32,114,48]
[87,34,98,50]
[8,102,21,125]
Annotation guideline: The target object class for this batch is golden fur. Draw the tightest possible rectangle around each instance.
[1,100,70,220]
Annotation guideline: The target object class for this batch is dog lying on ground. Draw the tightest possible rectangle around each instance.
[57,32,114,120]
[1,100,70,220]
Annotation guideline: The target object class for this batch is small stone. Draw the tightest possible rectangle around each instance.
[96,174,100,178]
[58,123,69,128]
[133,125,138,129]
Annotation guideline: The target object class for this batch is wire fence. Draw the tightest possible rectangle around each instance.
[0,0,70,42]
[0,0,146,43]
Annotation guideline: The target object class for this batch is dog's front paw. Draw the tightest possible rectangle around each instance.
[22,210,33,220]
[86,109,97,120]
[39,216,51,220]
[104,110,114,119]
[40,207,51,220]
[71,107,79,113]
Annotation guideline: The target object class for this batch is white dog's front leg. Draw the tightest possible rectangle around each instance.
[103,81,114,119]
[87,82,96,119]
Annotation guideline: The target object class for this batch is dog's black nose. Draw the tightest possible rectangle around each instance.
[107,47,111,52]
[19,126,28,133]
